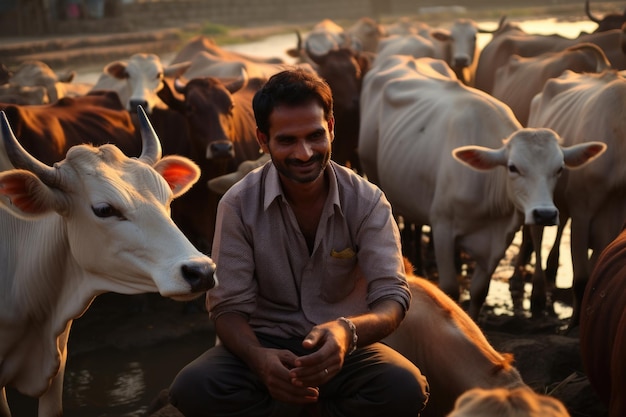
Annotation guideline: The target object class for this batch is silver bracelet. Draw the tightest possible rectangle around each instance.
[338,316,358,355]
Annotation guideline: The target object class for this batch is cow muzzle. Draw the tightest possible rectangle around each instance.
[207,140,235,160]
[182,258,217,293]
[531,207,559,226]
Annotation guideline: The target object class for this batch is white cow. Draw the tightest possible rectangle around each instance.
[430,18,493,86]
[359,55,606,320]
[1,60,92,105]
[90,53,190,113]
[528,69,626,326]
[179,50,312,81]
[0,107,216,417]
[373,34,438,67]
[492,43,611,126]
[446,386,570,417]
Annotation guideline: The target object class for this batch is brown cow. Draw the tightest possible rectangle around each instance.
[475,22,626,94]
[157,73,263,252]
[585,0,626,33]
[580,223,626,417]
[384,259,526,417]
[170,35,285,65]
[307,47,373,172]
[0,91,138,165]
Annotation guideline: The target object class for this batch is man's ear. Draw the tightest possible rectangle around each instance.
[256,128,270,153]
[328,116,335,142]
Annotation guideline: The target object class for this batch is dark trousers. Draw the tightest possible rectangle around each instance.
[168,333,429,417]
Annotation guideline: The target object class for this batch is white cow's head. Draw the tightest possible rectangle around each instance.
[452,128,606,225]
[431,19,480,69]
[104,53,190,113]
[0,107,216,299]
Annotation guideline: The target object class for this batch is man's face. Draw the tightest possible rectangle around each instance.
[257,100,334,184]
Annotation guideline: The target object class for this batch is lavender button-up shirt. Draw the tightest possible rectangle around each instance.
[208,160,410,339]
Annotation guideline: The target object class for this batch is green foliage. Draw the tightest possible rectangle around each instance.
[200,22,230,36]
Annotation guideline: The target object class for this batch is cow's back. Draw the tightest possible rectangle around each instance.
[385,269,525,417]
[1,91,138,165]
[369,56,519,224]
[580,225,626,417]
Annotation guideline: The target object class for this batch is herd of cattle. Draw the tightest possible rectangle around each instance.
[1,1,625,416]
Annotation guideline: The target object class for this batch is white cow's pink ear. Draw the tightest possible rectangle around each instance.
[452,145,505,171]
[0,170,57,219]
[562,141,607,169]
[153,156,201,198]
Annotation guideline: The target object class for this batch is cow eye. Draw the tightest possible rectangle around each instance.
[508,164,519,174]
[556,166,564,176]
[92,203,125,220]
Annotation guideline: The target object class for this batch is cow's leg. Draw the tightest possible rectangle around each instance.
[509,225,534,314]
[569,216,592,328]
[545,220,566,293]
[468,262,495,322]
[401,219,423,275]
[0,387,11,417]
[432,224,460,305]
[38,324,71,417]
[529,225,551,317]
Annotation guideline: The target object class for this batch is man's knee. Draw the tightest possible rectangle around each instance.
[384,365,430,414]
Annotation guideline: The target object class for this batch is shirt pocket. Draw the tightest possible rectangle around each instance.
[321,249,358,303]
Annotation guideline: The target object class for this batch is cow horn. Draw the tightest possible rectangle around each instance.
[225,68,248,94]
[585,0,601,23]
[0,111,57,184]
[306,45,327,66]
[479,15,507,34]
[296,30,302,52]
[136,105,162,165]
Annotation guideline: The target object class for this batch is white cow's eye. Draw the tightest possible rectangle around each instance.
[508,164,519,174]
[92,203,125,220]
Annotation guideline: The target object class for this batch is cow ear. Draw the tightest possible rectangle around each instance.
[430,29,451,42]
[153,156,200,198]
[562,141,607,169]
[0,170,58,219]
[453,145,506,170]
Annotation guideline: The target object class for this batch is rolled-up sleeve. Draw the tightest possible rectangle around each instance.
[356,189,411,312]
[207,196,257,321]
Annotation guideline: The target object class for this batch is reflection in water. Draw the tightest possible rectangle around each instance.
[61,332,213,417]
[7,331,213,417]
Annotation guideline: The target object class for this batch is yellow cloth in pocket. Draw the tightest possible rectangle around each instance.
[331,248,356,259]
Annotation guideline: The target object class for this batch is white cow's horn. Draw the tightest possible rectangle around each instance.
[136,105,162,165]
[0,111,57,185]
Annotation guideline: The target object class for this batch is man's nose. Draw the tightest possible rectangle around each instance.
[294,140,314,159]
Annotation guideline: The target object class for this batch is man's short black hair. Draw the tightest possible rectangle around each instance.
[253,68,334,136]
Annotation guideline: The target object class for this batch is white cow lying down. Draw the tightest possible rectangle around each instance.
[384,258,527,417]
[446,386,570,417]
[0,108,216,417]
